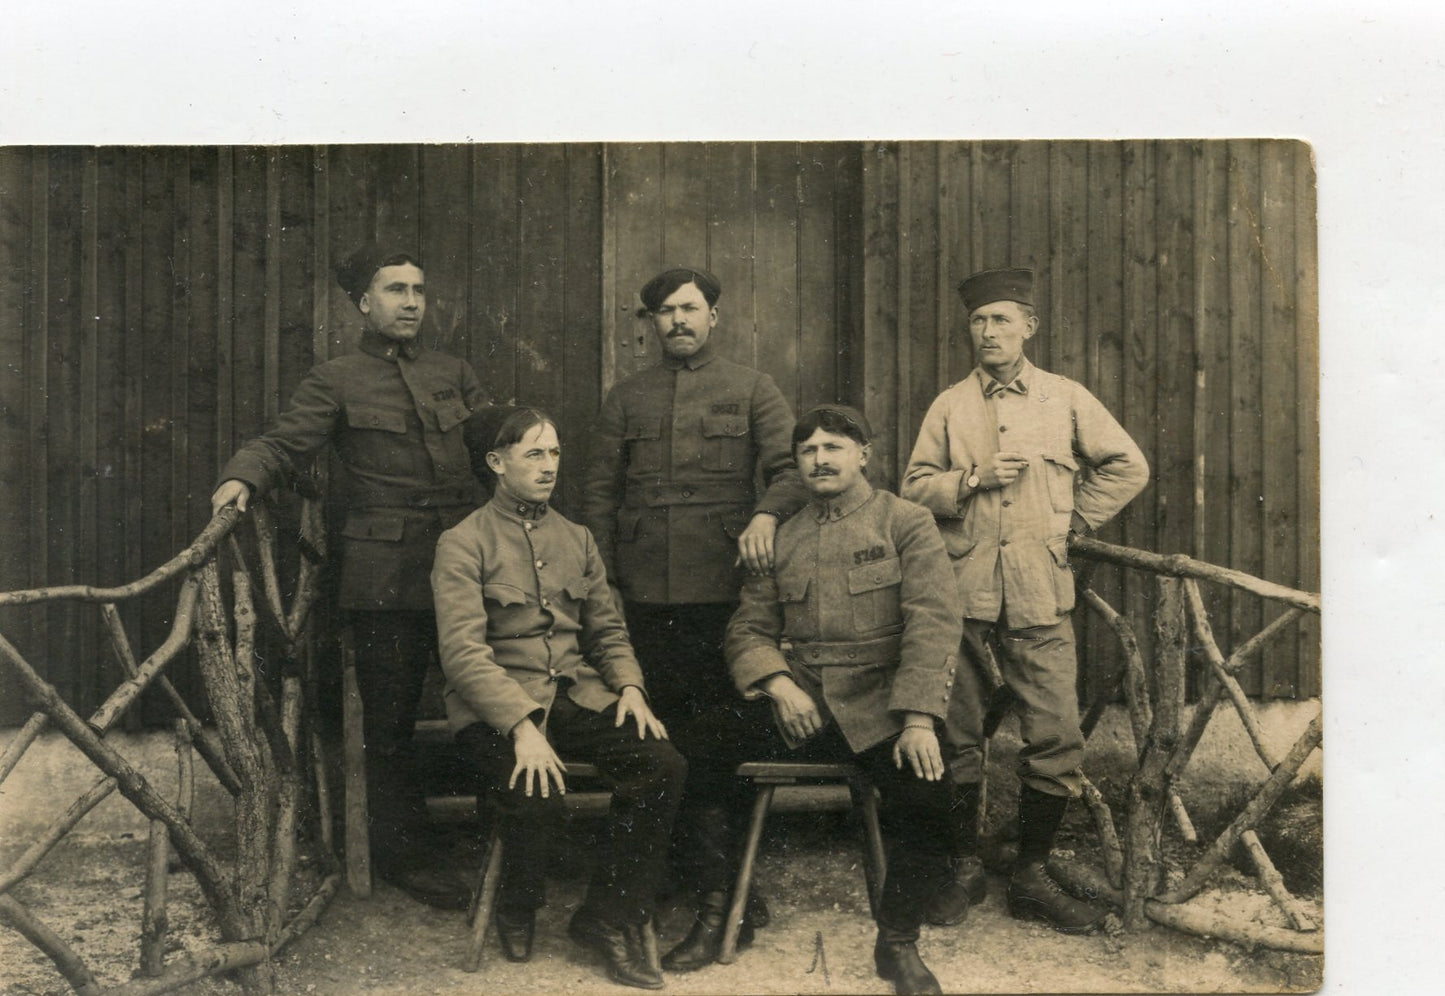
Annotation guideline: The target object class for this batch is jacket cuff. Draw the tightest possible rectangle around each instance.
[885,653,957,720]
[730,643,791,698]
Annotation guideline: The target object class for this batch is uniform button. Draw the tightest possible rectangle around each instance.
[999,425,1008,432]
[370,416,380,425]
[541,598,550,607]
[524,522,533,531]
[682,488,694,498]
[811,649,820,659]
[546,630,555,639]
[535,560,545,569]
[847,652,856,659]
[1002,500,1012,507]
[1000,538,1010,547]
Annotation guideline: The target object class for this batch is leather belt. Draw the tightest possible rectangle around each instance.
[785,634,903,667]
[626,481,752,508]
[348,482,479,509]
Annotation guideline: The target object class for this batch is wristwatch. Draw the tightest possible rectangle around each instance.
[966,468,981,490]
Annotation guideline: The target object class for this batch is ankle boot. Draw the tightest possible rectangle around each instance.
[924,854,988,926]
[662,889,754,971]
[1007,860,1105,934]
[874,933,943,995]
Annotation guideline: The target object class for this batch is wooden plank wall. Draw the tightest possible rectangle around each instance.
[858,140,1320,702]
[0,139,1318,725]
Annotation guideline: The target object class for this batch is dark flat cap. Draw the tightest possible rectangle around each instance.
[793,403,873,448]
[335,244,424,306]
[639,266,722,312]
[958,267,1034,313]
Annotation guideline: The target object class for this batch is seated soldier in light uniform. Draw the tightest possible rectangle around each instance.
[431,406,686,991]
[724,405,964,996]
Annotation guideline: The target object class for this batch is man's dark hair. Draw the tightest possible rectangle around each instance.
[336,245,424,305]
[465,405,556,485]
[638,266,722,314]
[791,404,873,452]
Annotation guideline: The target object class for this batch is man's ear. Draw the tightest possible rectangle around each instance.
[859,442,872,467]
[484,450,505,475]
[1023,314,1039,340]
[358,291,372,317]
[707,306,719,328]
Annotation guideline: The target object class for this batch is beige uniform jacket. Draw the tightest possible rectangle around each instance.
[902,361,1148,629]
[726,482,962,753]
[432,495,645,736]
[582,340,809,604]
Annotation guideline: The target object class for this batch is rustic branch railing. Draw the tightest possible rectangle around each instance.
[1053,535,1323,953]
[0,492,338,996]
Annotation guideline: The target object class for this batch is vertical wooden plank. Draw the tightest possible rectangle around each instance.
[327,145,376,357]
[1194,141,1233,685]
[560,144,604,518]
[754,143,801,411]
[231,148,269,441]
[0,148,34,720]
[797,141,842,411]
[832,144,866,407]
[1051,142,1090,384]
[275,147,316,409]
[1154,142,1197,564]
[79,150,101,711]
[860,141,900,488]
[1294,144,1321,698]
[470,145,520,399]
[186,148,221,547]
[705,142,756,369]
[938,143,972,387]
[94,148,130,594]
[374,145,421,252]
[121,148,146,698]
[1120,140,1159,679]
[418,145,470,357]
[892,144,913,480]
[608,143,665,382]
[1259,140,1300,699]
[1226,139,1265,695]
[1011,141,1053,373]
[515,145,568,421]
[24,153,50,681]
[1083,141,1126,692]
[216,148,235,461]
[263,151,282,422]
[170,150,194,564]
[661,142,710,268]
[972,141,1013,276]
[902,143,939,453]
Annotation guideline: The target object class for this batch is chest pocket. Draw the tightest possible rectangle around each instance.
[346,404,408,434]
[624,416,663,474]
[1042,453,1079,514]
[847,556,902,634]
[432,399,470,434]
[776,575,814,641]
[482,581,533,639]
[701,413,750,472]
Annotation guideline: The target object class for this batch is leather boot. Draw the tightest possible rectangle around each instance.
[661,889,755,972]
[1007,860,1105,934]
[745,890,770,929]
[568,907,665,990]
[924,854,988,926]
[494,905,535,963]
[873,934,943,995]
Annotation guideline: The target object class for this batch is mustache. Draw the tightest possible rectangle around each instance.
[666,329,695,337]
[808,468,838,477]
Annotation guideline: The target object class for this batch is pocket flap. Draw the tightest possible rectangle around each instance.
[1042,452,1080,473]
[434,400,470,433]
[1046,536,1070,568]
[624,416,662,441]
[563,576,592,600]
[702,413,749,438]
[340,510,406,542]
[346,404,408,434]
[777,577,811,603]
[617,507,644,542]
[483,582,529,607]
[848,556,902,594]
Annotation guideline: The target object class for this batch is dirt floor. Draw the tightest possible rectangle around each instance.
[1,796,1322,996]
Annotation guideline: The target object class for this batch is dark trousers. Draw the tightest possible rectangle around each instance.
[349,610,437,872]
[680,705,950,937]
[624,602,755,892]
[456,694,686,925]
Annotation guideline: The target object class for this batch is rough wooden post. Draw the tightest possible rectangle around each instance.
[341,628,372,896]
[1122,577,1186,929]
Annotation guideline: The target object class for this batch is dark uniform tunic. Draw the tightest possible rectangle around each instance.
[724,480,963,939]
[217,328,486,871]
[432,495,684,924]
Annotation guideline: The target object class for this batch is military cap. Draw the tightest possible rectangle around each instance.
[638,265,723,312]
[335,243,424,306]
[793,403,873,448]
[957,267,1034,313]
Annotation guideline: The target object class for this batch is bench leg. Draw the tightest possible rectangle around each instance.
[718,784,775,965]
[851,779,887,920]
[464,829,505,973]
[341,651,371,898]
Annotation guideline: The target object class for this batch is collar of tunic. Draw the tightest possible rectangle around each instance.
[661,338,717,371]
[359,328,422,363]
[487,492,551,522]
[807,479,873,523]
[976,357,1035,398]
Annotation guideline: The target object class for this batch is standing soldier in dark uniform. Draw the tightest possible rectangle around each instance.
[582,266,808,968]
[726,405,962,996]
[903,267,1149,934]
[210,245,484,909]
